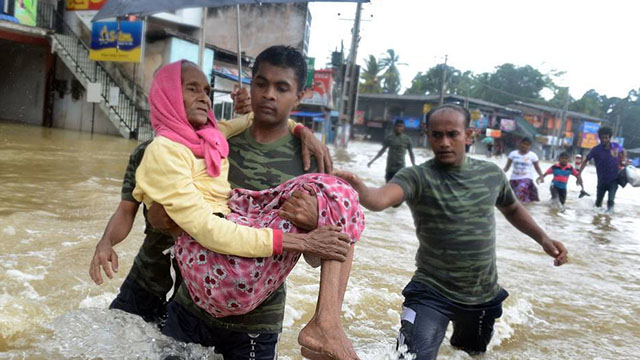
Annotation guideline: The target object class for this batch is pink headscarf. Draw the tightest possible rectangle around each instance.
[149,60,229,177]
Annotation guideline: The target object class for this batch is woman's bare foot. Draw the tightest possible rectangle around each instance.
[298,317,359,360]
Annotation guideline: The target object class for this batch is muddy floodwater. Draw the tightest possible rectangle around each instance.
[1,121,639,359]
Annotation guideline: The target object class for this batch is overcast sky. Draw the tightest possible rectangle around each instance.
[307,0,639,100]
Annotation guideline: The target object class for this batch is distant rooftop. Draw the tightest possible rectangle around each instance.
[511,101,606,122]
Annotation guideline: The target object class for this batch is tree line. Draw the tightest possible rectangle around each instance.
[359,50,640,149]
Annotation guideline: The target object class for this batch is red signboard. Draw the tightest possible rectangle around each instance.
[302,69,333,107]
[66,0,107,11]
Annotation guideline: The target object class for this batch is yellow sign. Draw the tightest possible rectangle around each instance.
[66,0,107,11]
[89,21,143,63]
[581,133,599,149]
[422,104,431,114]
[471,109,482,120]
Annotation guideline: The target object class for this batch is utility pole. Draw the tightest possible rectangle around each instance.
[198,7,208,68]
[438,54,448,105]
[337,2,362,148]
[552,87,570,158]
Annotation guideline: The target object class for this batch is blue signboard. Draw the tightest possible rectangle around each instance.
[90,20,143,62]
[394,116,421,129]
[582,121,600,134]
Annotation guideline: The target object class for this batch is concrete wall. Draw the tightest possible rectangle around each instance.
[0,39,47,125]
[205,4,308,58]
[51,60,120,136]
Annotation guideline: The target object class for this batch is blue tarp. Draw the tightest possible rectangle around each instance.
[212,69,251,85]
[291,111,324,117]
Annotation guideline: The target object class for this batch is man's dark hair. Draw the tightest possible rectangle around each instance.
[425,104,471,128]
[252,45,307,92]
[394,118,405,126]
[559,151,570,158]
[598,126,613,137]
[521,137,532,144]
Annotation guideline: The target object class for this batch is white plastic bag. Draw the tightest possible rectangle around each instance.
[626,165,640,187]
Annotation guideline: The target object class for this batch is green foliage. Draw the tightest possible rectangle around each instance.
[472,64,552,105]
[380,49,402,94]
[359,55,383,94]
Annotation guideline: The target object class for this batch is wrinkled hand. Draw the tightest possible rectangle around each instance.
[231,85,252,115]
[147,202,182,237]
[576,177,584,187]
[541,237,568,266]
[299,127,332,173]
[302,225,350,261]
[536,176,544,184]
[89,240,118,285]
[279,184,318,231]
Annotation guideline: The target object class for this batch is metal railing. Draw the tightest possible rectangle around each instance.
[37,3,152,140]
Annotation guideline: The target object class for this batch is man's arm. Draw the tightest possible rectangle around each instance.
[333,170,405,211]
[497,201,568,266]
[89,200,140,284]
[407,142,416,166]
[503,158,513,173]
[147,202,351,262]
[368,145,388,168]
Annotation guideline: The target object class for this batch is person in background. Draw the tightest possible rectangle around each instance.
[574,154,583,168]
[577,126,626,213]
[368,119,416,182]
[333,104,568,360]
[504,137,543,203]
[537,152,583,208]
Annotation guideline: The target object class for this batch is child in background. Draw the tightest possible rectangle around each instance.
[537,152,584,207]
[504,137,543,203]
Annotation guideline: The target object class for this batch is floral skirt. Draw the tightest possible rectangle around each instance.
[510,178,539,203]
[175,173,365,318]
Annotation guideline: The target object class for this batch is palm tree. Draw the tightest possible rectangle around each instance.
[380,49,403,94]
[359,55,383,94]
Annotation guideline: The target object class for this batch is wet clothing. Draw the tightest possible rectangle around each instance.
[397,280,509,360]
[544,163,579,190]
[509,178,540,203]
[507,150,539,181]
[550,186,568,205]
[162,301,279,360]
[595,181,618,209]
[586,142,624,185]
[112,140,179,319]
[384,133,413,173]
[390,157,516,305]
[173,129,317,334]
[110,274,169,325]
[175,174,364,318]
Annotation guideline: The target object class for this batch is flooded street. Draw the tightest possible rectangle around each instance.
[1,121,639,359]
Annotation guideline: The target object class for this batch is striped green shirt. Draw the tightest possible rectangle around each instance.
[391,157,516,305]
[175,128,316,333]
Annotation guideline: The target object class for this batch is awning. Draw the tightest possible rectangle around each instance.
[212,65,251,85]
[291,111,325,117]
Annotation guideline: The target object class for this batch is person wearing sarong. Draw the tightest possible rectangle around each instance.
[504,137,543,203]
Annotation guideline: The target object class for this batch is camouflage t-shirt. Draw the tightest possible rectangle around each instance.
[174,129,317,333]
[384,133,413,172]
[121,140,179,298]
[390,157,516,305]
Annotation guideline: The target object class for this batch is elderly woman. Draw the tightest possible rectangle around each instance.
[134,60,365,360]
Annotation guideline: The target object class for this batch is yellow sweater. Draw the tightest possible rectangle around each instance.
[133,114,298,257]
